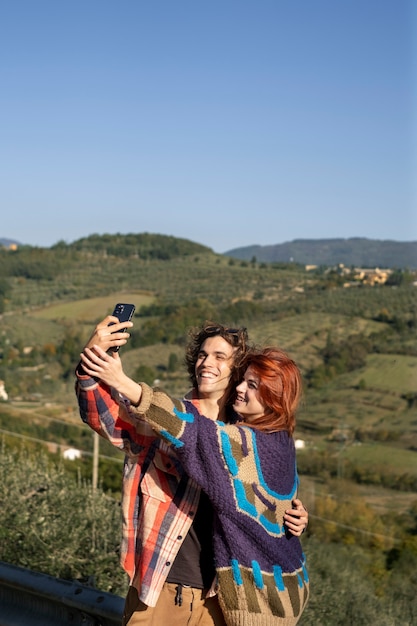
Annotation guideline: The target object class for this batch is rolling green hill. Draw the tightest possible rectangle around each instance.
[0,232,416,493]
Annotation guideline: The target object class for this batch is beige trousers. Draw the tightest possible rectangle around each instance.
[122,583,227,626]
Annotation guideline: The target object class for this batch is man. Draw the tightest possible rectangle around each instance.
[76,318,308,625]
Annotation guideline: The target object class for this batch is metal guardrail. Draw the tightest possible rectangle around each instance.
[0,561,124,626]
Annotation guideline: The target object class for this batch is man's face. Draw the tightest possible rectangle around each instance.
[195,335,236,399]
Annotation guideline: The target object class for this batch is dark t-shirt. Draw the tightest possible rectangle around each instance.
[166,491,216,589]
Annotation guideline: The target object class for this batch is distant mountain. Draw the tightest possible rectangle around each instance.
[224,238,417,269]
[3,234,416,269]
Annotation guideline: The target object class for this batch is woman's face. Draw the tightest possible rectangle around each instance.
[233,365,265,423]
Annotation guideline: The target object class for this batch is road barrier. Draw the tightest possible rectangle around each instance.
[0,561,124,626]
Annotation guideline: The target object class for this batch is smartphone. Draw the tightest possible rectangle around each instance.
[108,303,136,351]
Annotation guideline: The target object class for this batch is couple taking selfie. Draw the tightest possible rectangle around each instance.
[75,306,310,626]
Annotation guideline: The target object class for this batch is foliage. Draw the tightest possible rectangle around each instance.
[64,232,212,259]
[0,444,128,595]
[133,364,158,385]
[167,352,179,372]
[131,298,220,346]
[402,392,417,409]
[55,325,89,378]
[299,480,417,623]
[0,277,11,314]
[306,332,371,388]
[297,447,417,493]
[300,537,417,625]
[0,247,67,280]
[2,444,417,623]
[385,268,416,286]
[64,454,124,494]
[219,299,263,323]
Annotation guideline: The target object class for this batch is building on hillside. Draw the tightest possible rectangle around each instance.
[306,263,393,286]
[0,242,18,250]
[353,268,392,285]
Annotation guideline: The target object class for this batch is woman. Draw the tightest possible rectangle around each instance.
[80,340,309,625]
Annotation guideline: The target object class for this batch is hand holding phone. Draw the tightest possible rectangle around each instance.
[108,303,136,352]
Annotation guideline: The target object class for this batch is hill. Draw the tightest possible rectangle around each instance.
[0,232,416,442]
[225,237,417,269]
[0,232,416,495]
[4,234,417,268]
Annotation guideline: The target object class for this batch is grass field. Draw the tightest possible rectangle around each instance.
[343,441,417,475]
[250,313,386,371]
[2,292,155,348]
[359,353,417,394]
[28,291,154,321]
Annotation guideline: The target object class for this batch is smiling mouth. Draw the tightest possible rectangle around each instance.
[198,370,216,380]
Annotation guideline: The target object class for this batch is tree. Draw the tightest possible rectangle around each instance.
[168,352,179,373]
[134,364,157,385]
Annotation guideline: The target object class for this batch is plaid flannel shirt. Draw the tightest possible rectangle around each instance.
[75,372,202,607]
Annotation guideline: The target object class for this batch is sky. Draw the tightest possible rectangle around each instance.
[1,0,416,254]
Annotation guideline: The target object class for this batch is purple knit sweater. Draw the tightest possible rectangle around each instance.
[131,383,309,626]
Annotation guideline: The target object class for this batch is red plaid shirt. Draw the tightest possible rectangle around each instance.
[75,373,201,607]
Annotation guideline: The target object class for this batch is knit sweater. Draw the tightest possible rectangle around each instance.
[131,383,310,626]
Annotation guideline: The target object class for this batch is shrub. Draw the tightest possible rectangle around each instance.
[0,444,128,595]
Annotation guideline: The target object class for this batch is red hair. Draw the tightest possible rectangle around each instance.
[241,347,302,435]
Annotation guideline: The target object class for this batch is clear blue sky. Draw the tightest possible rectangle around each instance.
[1,0,415,253]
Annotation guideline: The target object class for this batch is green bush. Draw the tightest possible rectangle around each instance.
[134,364,157,385]
[0,444,128,595]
